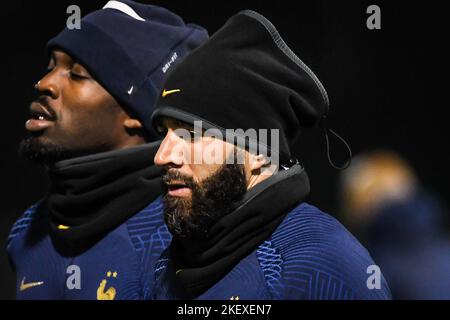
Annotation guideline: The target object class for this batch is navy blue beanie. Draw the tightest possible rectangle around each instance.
[47,0,208,136]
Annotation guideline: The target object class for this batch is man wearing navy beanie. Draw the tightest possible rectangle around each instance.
[7,1,208,299]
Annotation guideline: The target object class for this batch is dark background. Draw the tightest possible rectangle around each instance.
[1,1,448,299]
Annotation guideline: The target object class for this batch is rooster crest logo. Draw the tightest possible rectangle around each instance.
[97,271,118,300]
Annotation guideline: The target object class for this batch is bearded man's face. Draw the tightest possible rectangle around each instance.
[155,118,248,239]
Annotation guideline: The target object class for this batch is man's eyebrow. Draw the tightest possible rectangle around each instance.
[172,119,193,130]
[49,52,64,67]
[72,59,86,67]
[160,118,196,132]
[160,118,172,128]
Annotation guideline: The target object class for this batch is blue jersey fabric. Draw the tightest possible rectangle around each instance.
[7,197,171,300]
[154,203,391,300]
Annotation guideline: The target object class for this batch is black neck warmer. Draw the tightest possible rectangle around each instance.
[46,142,162,251]
[168,164,310,298]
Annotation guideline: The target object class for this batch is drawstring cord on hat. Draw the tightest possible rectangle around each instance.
[320,116,352,170]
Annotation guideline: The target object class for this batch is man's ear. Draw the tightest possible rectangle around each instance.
[245,152,276,189]
[248,153,268,173]
[124,118,144,129]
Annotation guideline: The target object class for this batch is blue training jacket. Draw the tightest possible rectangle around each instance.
[7,196,171,300]
[154,202,392,300]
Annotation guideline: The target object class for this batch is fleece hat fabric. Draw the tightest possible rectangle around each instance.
[47,0,209,135]
[152,10,329,165]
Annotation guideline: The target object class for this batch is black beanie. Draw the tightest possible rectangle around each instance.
[152,10,329,165]
[47,0,208,136]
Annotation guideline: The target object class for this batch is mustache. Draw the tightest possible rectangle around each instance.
[32,96,58,120]
[162,169,197,189]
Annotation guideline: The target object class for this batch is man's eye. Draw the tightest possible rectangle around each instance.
[70,72,86,80]
[176,130,200,141]
[188,130,203,141]
[70,71,88,80]
[156,125,168,135]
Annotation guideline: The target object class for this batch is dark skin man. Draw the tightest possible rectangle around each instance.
[8,1,208,299]
[22,50,145,164]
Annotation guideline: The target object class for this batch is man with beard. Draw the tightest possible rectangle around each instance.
[7,0,208,299]
[150,11,391,299]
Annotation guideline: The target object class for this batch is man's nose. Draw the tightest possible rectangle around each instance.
[154,129,187,167]
[35,70,60,99]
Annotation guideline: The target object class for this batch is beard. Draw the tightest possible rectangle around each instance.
[18,134,76,166]
[162,162,247,240]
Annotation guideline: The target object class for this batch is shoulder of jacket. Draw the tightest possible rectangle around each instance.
[126,196,170,254]
[259,203,391,299]
[125,195,172,294]
[7,200,44,249]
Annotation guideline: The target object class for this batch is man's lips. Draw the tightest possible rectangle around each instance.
[25,102,55,132]
[166,181,192,197]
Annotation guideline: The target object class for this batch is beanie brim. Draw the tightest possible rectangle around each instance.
[152,105,286,164]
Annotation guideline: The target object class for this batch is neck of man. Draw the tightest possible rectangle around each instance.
[45,141,163,250]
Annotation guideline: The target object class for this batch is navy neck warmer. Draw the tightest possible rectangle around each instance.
[46,142,162,251]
